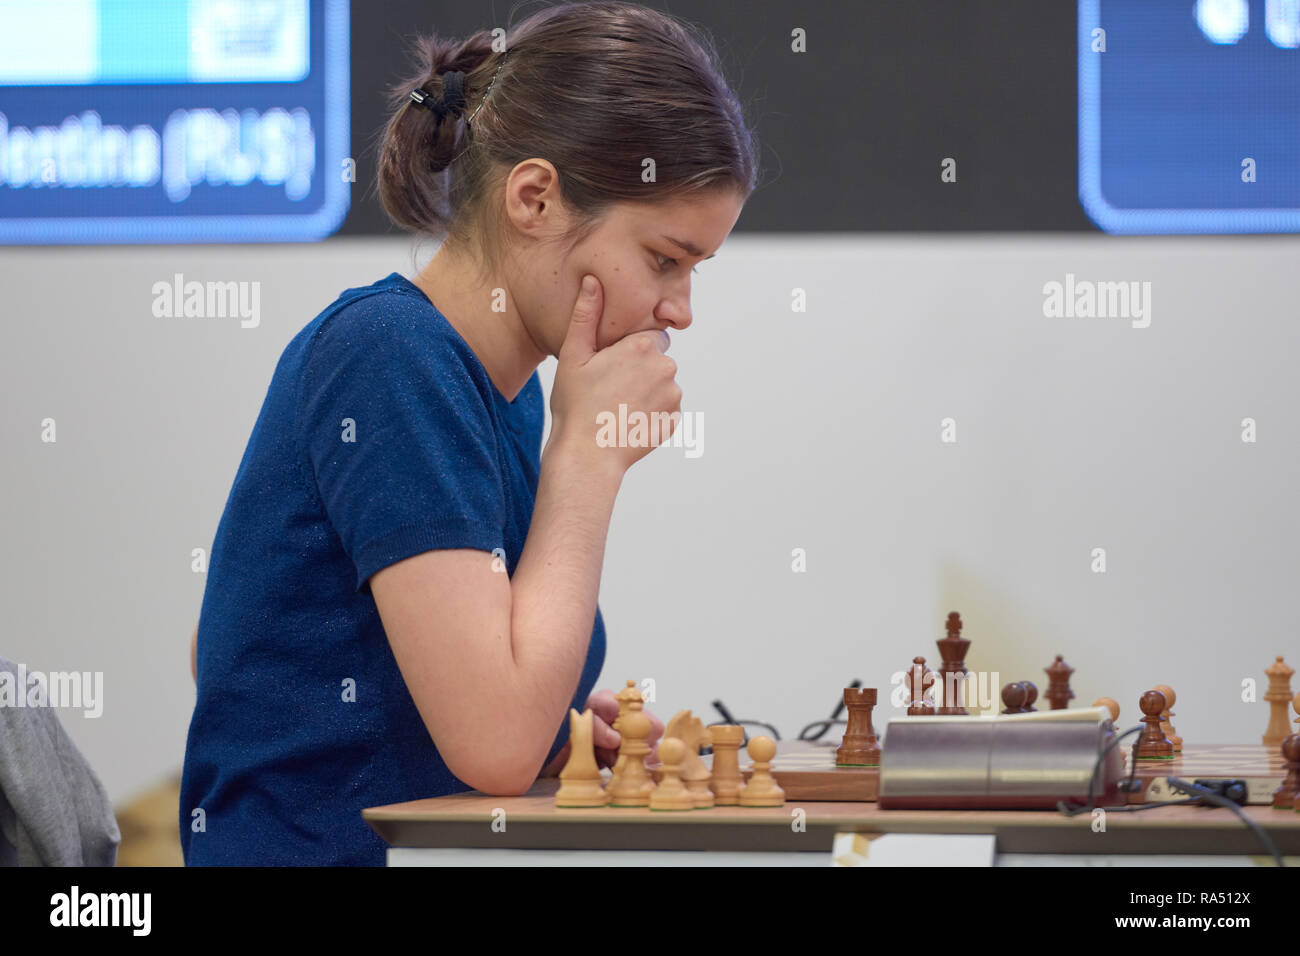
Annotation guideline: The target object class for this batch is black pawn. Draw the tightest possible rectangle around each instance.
[1022,681,1039,712]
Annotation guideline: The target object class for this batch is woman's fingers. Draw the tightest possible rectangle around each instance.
[587,688,620,723]
[592,712,622,750]
[645,707,665,743]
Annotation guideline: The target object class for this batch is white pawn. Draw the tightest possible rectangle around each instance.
[649,738,694,811]
[738,735,785,807]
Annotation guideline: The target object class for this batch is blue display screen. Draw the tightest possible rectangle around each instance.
[0,0,349,243]
[1079,0,1300,233]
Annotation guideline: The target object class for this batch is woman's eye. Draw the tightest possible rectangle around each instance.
[656,254,699,274]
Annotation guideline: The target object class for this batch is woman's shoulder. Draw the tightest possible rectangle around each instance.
[314,272,439,335]
[287,273,502,423]
[298,272,473,369]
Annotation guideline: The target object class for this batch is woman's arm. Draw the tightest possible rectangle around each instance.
[371,438,622,795]
[371,274,675,795]
[191,623,198,683]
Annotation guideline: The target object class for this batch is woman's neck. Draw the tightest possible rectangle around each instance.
[412,244,547,403]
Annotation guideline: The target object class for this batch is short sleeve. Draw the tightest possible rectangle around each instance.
[298,297,507,591]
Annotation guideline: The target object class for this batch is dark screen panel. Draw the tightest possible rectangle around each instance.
[342,0,1088,236]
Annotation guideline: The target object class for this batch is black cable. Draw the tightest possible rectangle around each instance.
[1056,723,1145,816]
[1057,726,1287,868]
[710,699,740,726]
[797,718,846,741]
[1166,777,1285,868]
[1118,728,1147,798]
[798,680,861,741]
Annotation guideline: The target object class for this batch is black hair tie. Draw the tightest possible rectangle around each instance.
[410,70,467,123]
[440,71,466,114]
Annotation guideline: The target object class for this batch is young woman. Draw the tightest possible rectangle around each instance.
[180,1,759,865]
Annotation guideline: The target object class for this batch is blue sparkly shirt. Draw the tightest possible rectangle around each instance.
[180,272,607,866]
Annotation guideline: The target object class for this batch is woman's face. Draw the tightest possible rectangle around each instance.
[505,166,745,356]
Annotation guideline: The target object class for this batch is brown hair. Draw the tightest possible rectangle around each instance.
[376,1,761,284]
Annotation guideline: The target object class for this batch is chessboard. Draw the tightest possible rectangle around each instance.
[1122,744,1286,806]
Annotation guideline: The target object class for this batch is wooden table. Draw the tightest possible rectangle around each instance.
[364,777,1300,863]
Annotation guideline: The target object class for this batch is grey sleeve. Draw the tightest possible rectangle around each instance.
[0,657,119,866]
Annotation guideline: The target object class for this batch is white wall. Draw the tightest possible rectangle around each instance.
[1,234,1296,804]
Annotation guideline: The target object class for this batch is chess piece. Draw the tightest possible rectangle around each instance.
[835,687,881,767]
[607,688,655,806]
[708,724,745,806]
[1022,681,1039,712]
[605,679,642,796]
[555,708,610,807]
[738,735,785,807]
[1045,655,1075,710]
[1263,657,1295,746]
[665,710,714,808]
[1093,697,1120,724]
[1001,681,1028,714]
[1273,734,1300,810]
[1135,690,1175,761]
[1152,683,1183,753]
[906,656,935,715]
[648,738,694,810]
[935,611,970,715]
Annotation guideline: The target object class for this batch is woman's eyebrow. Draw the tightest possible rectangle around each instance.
[661,235,716,259]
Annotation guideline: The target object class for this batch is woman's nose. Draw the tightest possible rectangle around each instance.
[660,300,693,332]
